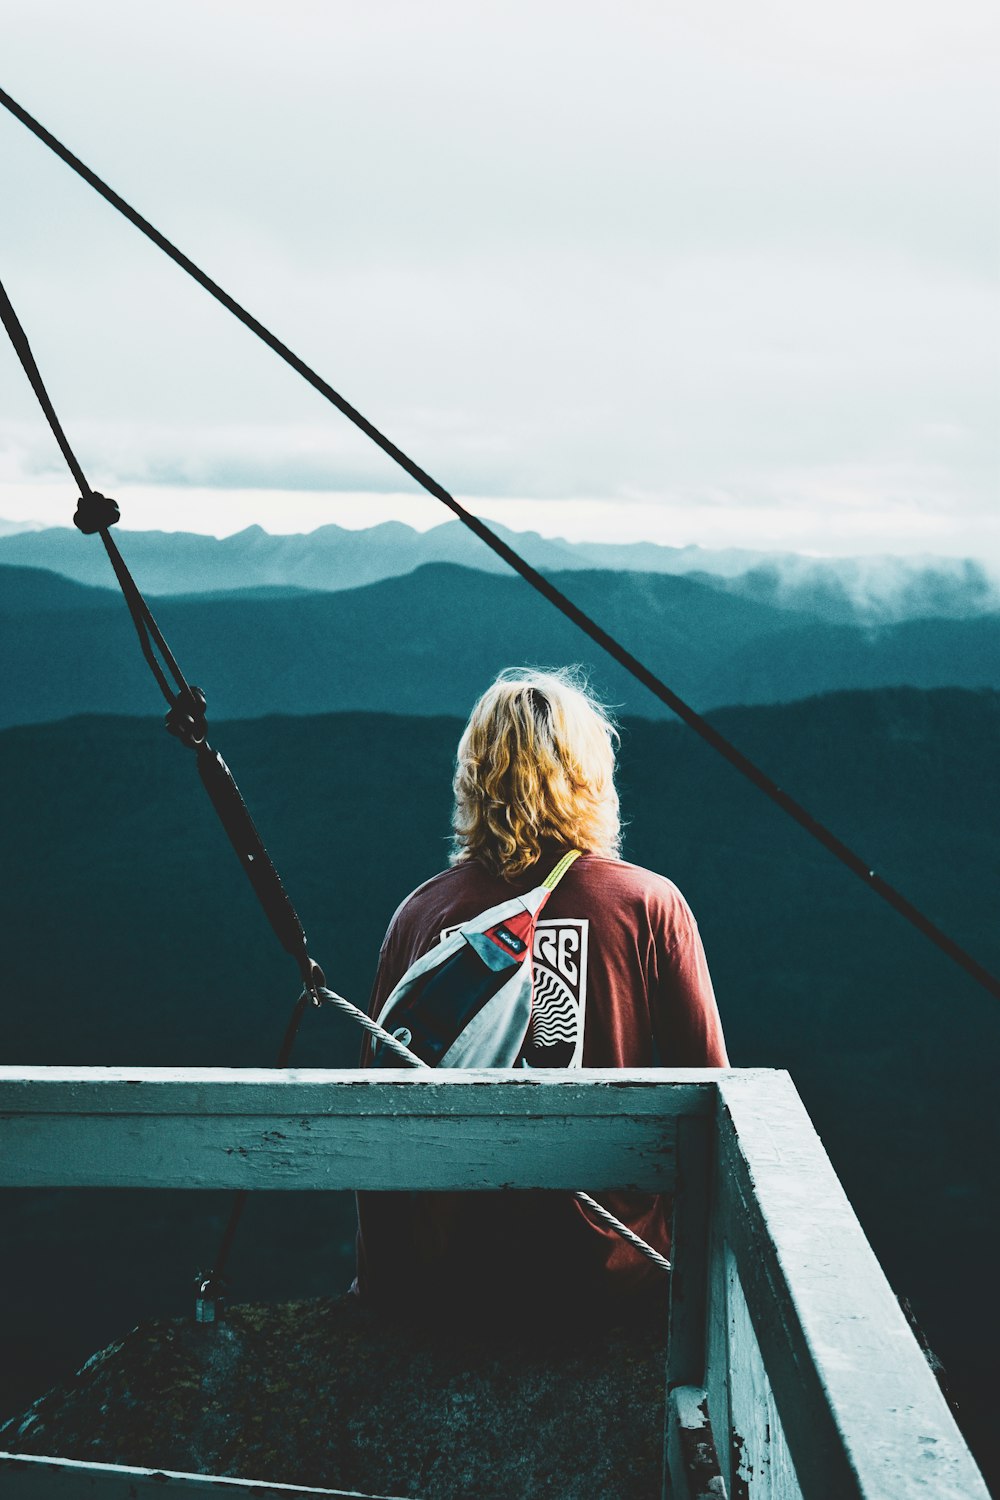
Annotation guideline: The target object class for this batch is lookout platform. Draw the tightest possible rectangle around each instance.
[0,1066,988,1498]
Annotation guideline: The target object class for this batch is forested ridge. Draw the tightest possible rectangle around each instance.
[4,560,1000,727]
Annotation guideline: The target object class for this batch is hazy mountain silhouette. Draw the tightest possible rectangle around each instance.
[3,561,1000,729]
[1,519,995,623]
[0,564,121,614]
[694,554,1000,624]
[0,518,45,537]
[1,687,998,1476]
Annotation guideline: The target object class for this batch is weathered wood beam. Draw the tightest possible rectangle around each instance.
[0,1451,404,1497]
[664,1387,727,1500]
[0,1067,727,1114]
[715,1071,989,1500]
[666,1115,714,1387]
[722,1239,802,1498]
[0,1067,723,1192]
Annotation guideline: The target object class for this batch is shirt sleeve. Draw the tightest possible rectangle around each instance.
[650,892,729,1067]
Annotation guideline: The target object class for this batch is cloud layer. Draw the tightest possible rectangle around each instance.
[0,0,996,552]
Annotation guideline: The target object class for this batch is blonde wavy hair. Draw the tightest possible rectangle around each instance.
[451,668,621,879]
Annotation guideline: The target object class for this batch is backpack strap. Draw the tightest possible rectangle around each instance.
[541,848,581,892]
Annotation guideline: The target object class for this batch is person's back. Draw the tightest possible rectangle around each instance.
[354,668,728,1324]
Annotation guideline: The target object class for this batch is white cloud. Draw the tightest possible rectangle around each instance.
[0,0,996,554]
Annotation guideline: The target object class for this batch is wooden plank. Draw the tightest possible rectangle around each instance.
[715,1072,989,1500]
[0,1111,678,1190]
[0,1451,407,1498]
[0,1066,723,1115]
[724,1242,802,1499]
[703,1188,732,1495]
[666,1115,714,1386]
[664,1387,727,1500]
[0,1067,726,1191]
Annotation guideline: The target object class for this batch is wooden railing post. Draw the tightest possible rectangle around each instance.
[714,1070,990,1500]
[664,1113,727,1499]
[666,1115,713,1388]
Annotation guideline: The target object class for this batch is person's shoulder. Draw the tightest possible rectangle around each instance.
[574,853,690,907]
[572,854,700,941]
[385,863,468,927]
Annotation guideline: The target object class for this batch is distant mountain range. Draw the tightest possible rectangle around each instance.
[1,518,997,624]
[2,560,999,730]
[0,518,45,537]
[1,688,998,1472]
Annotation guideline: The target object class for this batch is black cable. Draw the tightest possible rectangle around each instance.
[0,274,89,494]
[0,264,323,994]
[2,86,998,1004]
[0,259,325,1307]
[100,531,186,705]
[0,254,328,1293]
[0,274,185,706]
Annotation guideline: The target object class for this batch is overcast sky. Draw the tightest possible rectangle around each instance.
[1,0,997,558]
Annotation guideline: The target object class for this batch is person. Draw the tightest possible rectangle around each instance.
[353,666,728,1326]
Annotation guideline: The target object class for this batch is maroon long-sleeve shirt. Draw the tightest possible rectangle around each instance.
[354,850,728,1321]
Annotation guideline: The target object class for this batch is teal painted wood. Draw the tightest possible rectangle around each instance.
[0,1452,405,1497]
[0,1067,715,1191]
[667,1116,714,1388]
[0,1111,677,1191]
[715,1072,989,1499]
[0,1066,988,1497]
[724,1242,803,1499]
[0,1066,723,1115]
[665,1387,727,1500]
[665,1119,715,1496]
[703,1166,733,1496]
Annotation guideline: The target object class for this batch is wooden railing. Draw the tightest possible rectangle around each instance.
[0,1066,988,1499]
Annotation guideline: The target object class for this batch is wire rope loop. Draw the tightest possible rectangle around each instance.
[302,958,327,1002]
[573,1191,671,1273]
[317,986,427,1067]
[165,686,209,749]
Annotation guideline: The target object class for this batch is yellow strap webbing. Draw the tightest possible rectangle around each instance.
[541,848,582,891]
